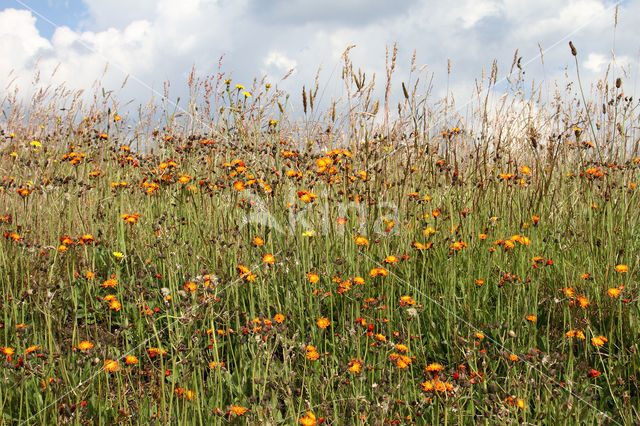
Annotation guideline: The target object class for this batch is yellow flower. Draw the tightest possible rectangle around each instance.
[30,140,41,148]
[241,91,252,97]
[113,252,125,259]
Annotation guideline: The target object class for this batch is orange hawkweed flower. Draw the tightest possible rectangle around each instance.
[306,348,320,360]
[125,355,138,365]
[383,255,399,264]
[348,359,362,373]
[307,272,319,284]
[578,296,589,308]
[565,330,586,339]
[78,341,94,351]
[426,363,444,373]
[588,369,602,378]
[297,190,318,203]
[591,336,608,347]
[101,278,117,288]
[395,344,408,353]
[355,236,369,246]
[525,315,537,322]
[230,406,248,416]
[253,237,264,246]
[274,313,285,323]
[25,345,41,354]
[607,288,621,298]
[233,181,245,191]
[299,411,317,426]
[120,213,141,224]
[103,359,119,372]
[263,254,275,264]
[369,267,388,277]
[614,264,629,273]
[178,174,192,184]
[316,318,330,329]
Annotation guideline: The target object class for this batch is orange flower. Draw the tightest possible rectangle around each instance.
[509,354,519,361]
[348,359,362,373]
[101,278,117,288]
[253,236,264,246]
[78,341,94,351]
[614,264,629,273]
[109,300,122,311]
[607,288,621,298]
[588,369,602,378]
[525,315,537,322]
[125,355,138,365]
[184,282,197,292]
[425,363,444,373]
[566,330,586,340]
[306,348,320,361]
[396,355,412,369]
[230,406,248,416]
[297,190,318,203]
[274,314,285,323]
[421,381,434,392]
[591,336,608,347]
[263,253,275,264]
[316,317,330,329]
[355,236,369,246]
[369,267,388,277]
[307,272,320,284]
[233,181,245,191]
[578,296,589,308]
[25,345,41,354]
[2,346,15,357]
[383,255,399,264]
[299,411,317,426]
[103,359,119,372]
[178,174,191,184]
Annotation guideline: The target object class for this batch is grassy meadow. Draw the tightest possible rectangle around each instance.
[1,48,639,424]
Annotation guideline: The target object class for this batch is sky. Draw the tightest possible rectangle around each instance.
[1,0,639,123]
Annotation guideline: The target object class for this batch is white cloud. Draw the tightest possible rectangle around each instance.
[584,52,607,73]
[0,0,638,118]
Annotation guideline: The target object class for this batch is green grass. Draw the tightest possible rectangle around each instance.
[0,58,639,424]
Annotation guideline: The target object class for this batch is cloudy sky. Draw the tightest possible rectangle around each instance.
[1,0,638,118]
